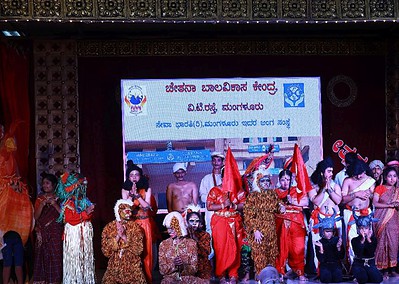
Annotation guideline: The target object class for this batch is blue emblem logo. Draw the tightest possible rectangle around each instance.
[124,85,147,115]
[284,83,305,107]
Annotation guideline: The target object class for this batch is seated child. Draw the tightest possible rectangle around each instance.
[349,211,383,284]
[313,209,344,283]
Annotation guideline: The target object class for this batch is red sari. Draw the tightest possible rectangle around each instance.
[275,187,307,276]
[207,186,246,278]
[33,195,64,284]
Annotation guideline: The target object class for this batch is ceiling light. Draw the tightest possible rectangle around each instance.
[2,30,21,37]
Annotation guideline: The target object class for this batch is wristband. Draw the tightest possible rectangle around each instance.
[221,203,224,210]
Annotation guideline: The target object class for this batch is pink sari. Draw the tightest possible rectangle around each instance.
[374,185,399,269]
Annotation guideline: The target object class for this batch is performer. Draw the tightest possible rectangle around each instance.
[166,162,198,213]
[349,211,383,284]
[372,166,399,277]
[341,159,375,265]
[0,122,33,248]
[275,169,308,281]
[185,204,212,280]
[199,151,224,280]
[243,162,280,276]
[313,209,344,283]
[101,199,146,284]
[2,231,24,284]
[122,163,159,283]
[159,211,207,284]
[199,151,224,234]
[308,157,342,269]
[33,173,63,284]
[369,160,384,186]
[206,148,246,284]
[56,172,95,284]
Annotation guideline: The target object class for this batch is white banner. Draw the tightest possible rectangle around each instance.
[121,77,321,142]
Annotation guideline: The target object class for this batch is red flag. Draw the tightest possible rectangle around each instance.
[290,144,312,201]
[222,147,242,201]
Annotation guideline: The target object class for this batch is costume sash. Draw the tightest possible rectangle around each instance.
[351,177,375,193]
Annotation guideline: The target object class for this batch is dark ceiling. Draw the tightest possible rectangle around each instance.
[1,20,399,40]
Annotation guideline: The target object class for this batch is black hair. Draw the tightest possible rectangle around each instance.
[125,164,144,180]
[382,166,398,186]
[41,173,58,187]
[310,157,334,187]
[279,169,292,180]
[345,152,358,166]
[346,159,372,177]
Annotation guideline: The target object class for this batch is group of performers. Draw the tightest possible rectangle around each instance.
[2,118,399,284]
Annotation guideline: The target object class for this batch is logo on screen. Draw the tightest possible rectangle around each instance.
[124,85,147,115]
[284,83,305,107]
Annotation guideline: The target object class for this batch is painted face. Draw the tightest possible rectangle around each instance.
[118,204,132,221]
[42,178,55,193]
[167,227,178,238]
[173,169,186,181]
[323,229,334,240]
[211,156,224,170]
[129,170,141,183]
[188,214,200,231]
[372,166,383,180]
[279,174,291,191]
[385,170,397,187]
[259,176,272,190]
[323,167,334,180]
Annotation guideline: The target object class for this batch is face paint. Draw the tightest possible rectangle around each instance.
[167,227,177,238]
[188,215,200,230]
[118,204,132,221]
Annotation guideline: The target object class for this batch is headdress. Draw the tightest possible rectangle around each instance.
[56,171,92,222]
[312,208,342,237]
[163,211,187,237]
[114,199,133,221]
[211,151,225,159]
[185,203,201,217]
[173,162,187,173]
[251,167,272,192]
[243,146,274,193]
[386,160,399,167]
[184,204,202,226]
[348,209,379,230]
[369,160,384,170]
[125,163,143,179]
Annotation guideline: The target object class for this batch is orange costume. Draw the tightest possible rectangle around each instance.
[207,186,246,278]
[133,188,160,283]
[275,187,307,277]
[0,125,33,246]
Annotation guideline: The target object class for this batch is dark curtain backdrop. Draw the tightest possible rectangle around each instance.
[0,42,31,183]
[78,55,385,268]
